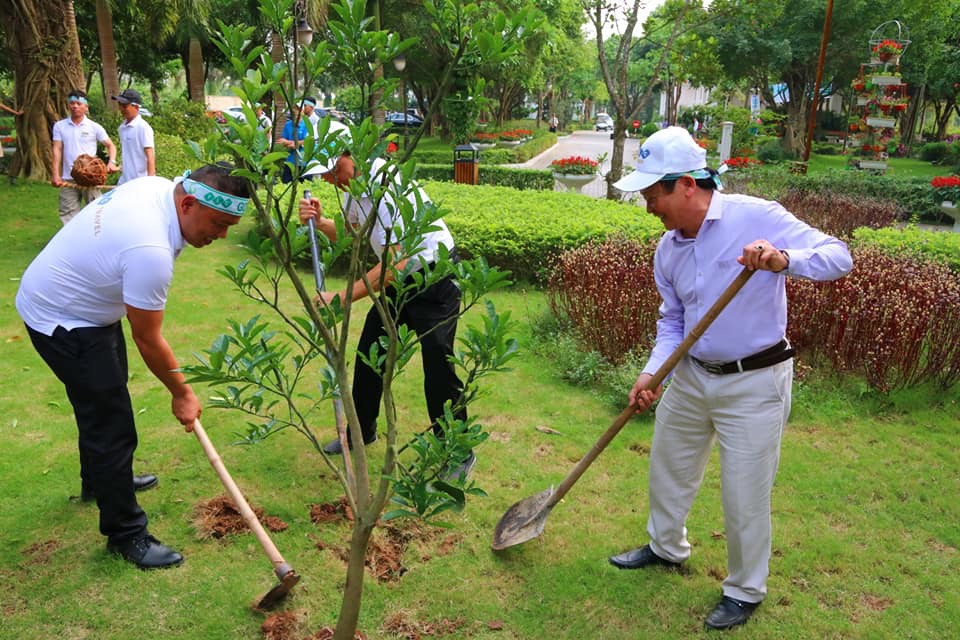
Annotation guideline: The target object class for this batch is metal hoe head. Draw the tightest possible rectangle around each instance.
[253,570,300,611]
[491,487,555,550]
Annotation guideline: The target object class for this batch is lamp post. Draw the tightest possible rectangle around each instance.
[393,54,407,151]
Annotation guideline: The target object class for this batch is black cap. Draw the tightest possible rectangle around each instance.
[112,89,143,106]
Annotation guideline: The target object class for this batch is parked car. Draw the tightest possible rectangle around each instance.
[595,113,613,132]
[385,111,423,128]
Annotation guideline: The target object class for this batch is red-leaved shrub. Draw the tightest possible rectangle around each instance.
[787,246,960,391]
[549,239,960,392]
[778,189,902,239]
[547,237,660,364]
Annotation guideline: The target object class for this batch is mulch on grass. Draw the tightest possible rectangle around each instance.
[381,611,467,639]
[193,494,288,538]
[20,539,62,565]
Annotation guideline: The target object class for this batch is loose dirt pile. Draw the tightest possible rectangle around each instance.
[193,494,288,538]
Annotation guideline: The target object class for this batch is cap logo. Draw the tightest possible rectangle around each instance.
[639,148,651,159]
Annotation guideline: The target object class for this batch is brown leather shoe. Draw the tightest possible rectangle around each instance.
[608,544,680,569]
[704,595,760,630]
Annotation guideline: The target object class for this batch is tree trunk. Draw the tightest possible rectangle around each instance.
[935,98,957,140]
[0,0,84,181]
[95,0,121,112]
[605,122,627,199]
[332,519,375,639]
[188,37,205,105]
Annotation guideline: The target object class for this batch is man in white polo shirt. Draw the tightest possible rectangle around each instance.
[17,163,252,570]
[112,88,155,185]
[51,88,118,224]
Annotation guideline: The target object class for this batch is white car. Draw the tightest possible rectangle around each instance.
[595,113,614,132]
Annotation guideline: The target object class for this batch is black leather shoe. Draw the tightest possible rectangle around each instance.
[441,450,476,482]
[81,474,159,502]
[322,434,377,455]
[107,534,183,570]
[704,595,760,630]
[608,544,680,570]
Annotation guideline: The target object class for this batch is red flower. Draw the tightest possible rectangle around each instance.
[550,155,599,175]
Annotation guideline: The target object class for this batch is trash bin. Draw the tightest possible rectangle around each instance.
[454,143,480,185]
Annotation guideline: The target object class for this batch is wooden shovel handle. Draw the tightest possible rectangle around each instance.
[547,266,756,508]
[192,419,294,580]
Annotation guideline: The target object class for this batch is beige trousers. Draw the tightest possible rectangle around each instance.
[59,185,102,225]
[646,356,793,603]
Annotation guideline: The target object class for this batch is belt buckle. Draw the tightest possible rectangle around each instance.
[697,359,725,375]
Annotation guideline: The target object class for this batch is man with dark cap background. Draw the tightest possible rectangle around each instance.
[112,88,155,185]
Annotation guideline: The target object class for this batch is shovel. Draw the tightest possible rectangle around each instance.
[304,192,352,463]
[491,266,755,551]
[191,419,299,610]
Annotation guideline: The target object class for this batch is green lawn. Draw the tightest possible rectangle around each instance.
[807,152,951,179]
[1,180,958,639]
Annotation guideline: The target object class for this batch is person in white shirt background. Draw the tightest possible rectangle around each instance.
[50,89,119,224]
[112,88,155,185]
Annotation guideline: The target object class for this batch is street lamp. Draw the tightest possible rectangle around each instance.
[393,54,407,151]
[295,18,313,46]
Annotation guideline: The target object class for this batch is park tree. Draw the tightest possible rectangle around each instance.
[704,0,955,157]
[585,0,699,199]
[183,1,519,637]
[0,0,84,181]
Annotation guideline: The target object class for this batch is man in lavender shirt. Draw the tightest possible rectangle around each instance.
[608,127,852,631]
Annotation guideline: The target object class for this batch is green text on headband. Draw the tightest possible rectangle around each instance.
[179,171,248,217]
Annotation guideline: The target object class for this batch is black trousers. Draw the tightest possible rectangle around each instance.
[353,274,465,442]
[27,323,147,544]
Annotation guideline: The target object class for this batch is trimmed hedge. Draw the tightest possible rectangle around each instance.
[415,163,553,190]
[852,226,960,271]
[425,181,662,281]
[724,166,940,221]
[410,134,556,166]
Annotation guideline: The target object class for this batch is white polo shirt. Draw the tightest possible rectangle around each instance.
[16,177,184,335]
[344,158,454,265]
[117,114,155,185]
[51,116,111,180]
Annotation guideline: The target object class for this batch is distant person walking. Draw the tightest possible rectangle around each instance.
[549,114,559,133]
[112,89,155,185]
[51,89,118,224]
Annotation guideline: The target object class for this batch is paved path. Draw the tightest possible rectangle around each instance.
[508,130,641,199]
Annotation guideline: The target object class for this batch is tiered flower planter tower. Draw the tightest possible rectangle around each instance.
[848,21,911,173]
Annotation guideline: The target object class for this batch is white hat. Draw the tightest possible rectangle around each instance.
[302,120,352,177]
[613,126,707,192]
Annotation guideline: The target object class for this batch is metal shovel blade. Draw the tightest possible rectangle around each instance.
[254,570,301,611]
[491,487,555,550]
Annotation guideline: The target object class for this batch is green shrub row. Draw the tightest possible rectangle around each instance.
[424,181,662,281]
[411,134,556,166]
[724,166,941,220]
[852,226,960,271]
[415,164,553,190]
[154,132,201,179]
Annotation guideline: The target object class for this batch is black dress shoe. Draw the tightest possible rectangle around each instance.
[322,434,377,455]
[81,474,159,502]
[107,534,183,570]
[704,595,760,630]
[441,450,476,482]
[608,544,680,570]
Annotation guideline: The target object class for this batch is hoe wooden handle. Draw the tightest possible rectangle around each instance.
[192,419,294,580]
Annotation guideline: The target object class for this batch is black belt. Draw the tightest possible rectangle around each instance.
[691,339,795,375]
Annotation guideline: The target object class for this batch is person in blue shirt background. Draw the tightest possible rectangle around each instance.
[278,103,308,183]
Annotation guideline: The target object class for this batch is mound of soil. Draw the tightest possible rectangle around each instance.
[193,494,288,538]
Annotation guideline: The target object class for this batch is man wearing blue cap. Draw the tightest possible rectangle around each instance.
[16,164,252,570]
[608,127,852,630]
